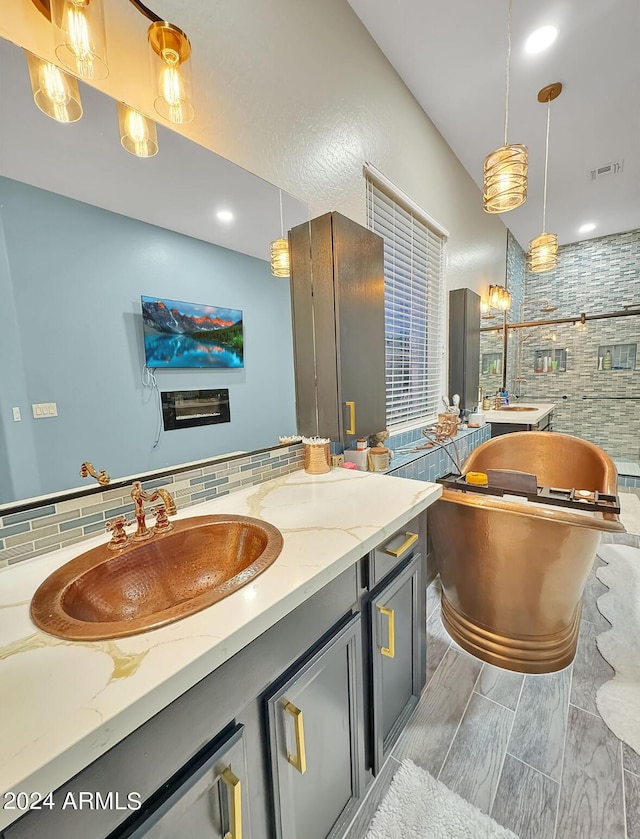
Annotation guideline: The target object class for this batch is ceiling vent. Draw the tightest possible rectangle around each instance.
[589,160,624,181]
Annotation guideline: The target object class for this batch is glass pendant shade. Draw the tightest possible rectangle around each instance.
[483,144,528,213]
[488,284,512,311]
[26,52,82,123]
[270,238,290,277]
[50,0,109,80]
[117,103,158,158]
[528,233,558,273]
[148,22,194,125]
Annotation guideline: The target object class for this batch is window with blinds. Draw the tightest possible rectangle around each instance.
[366,176,446,430]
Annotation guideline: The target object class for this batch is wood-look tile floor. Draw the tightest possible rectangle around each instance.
[346,533,640,839]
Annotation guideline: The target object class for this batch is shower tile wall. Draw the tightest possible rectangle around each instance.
[516,229,640,461]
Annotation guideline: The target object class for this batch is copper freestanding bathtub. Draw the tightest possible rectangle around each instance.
[428,432,624,674]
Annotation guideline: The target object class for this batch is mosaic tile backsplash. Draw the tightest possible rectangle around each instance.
[387,424,490,482]
[0,444,304,568]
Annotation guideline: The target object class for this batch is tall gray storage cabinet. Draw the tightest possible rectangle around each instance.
[448,288,481,413]
[289,212,386,446]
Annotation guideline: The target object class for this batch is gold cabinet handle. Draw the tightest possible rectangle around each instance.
[378,605,395,658]
[284,700,307,775]
[221,767,242,839]
[345,401,356,435]
[384,531,419,558]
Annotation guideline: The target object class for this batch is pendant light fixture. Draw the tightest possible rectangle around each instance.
[148,21,195,125]
[488,284,512,311]
[270,191,290,278]
[117,102,158,158]
[25,51,83,123]
[50,0,109,80]
[528,83,562,273]
[483,0,528,213]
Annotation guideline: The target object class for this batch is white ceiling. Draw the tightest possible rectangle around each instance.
[0,38,308,261]
[348,0,640,249]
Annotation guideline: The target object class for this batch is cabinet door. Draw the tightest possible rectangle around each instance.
[266,616,365,839]
[115,725,250,839]
[333,212,386,443]
[370,554,423,773]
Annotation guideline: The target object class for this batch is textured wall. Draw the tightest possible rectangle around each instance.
[516,230,640,461]
[0,177,296,502]
[0,0,507,296]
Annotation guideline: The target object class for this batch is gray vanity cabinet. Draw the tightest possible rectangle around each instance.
[370,553,423,773]
[117,725,250,839]
[266,615,365,839]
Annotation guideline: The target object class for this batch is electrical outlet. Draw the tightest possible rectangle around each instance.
[12,407,21,422]
[32,402,58,419]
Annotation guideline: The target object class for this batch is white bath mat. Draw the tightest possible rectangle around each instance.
[619,492,640,535]
[595,544,640,756]
[365,759,519,839]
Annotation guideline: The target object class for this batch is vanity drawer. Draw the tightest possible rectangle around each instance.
[370,513,425,588]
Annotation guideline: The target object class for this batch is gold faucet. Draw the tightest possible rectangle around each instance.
[130,481,177,541]
[80,461,111,486]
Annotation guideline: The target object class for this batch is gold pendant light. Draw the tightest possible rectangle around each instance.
[488,284,512,311]
[528,83,562,273]
[483,0,528,213]
[270,191,290,277]
[50,0,109,80]
[148,21,195,125]
[25,51,83,123]
[117,102,159,158]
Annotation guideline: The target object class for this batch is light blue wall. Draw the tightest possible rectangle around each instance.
[0,177,296,502]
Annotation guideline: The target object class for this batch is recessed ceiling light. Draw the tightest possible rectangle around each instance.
[216,210,234,223]
[525,26,558,55]
[579,222,596,234]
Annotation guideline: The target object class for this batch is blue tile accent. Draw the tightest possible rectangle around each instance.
[202,477,230,490]
[84,521,107,535]
[60,513,103,532]
[102,504,134,520]
[0,522,31,540]
[3,505,56,526]
[190,488,221,502]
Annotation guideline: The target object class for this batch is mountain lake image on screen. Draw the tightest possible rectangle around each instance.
[141,295,244,369]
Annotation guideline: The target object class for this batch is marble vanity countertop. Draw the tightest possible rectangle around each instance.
[482,402,555,426]
[0,467,440,829]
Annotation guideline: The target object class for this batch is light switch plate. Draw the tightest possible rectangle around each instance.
[12,407,21,422]
[32,402,58,418]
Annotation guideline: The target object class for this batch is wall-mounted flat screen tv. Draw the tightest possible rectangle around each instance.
[141,295,244,369]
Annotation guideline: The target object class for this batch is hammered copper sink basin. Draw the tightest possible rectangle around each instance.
[30,515,284,641]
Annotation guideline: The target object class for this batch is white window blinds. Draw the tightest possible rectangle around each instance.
[366,172,446,430]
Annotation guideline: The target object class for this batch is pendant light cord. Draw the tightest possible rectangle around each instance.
[504,0,512,147]
[279,189,284,239]
[542,96,551,233]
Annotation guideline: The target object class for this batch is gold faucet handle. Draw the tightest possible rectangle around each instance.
[105,516,133,550]
[151,504,173,534]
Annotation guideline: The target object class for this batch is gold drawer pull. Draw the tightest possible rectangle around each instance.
[378,605,395,658]
[284,701,307,774]
[384,531,418,558]
[222,767,242,839]
[345,401,356,435]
